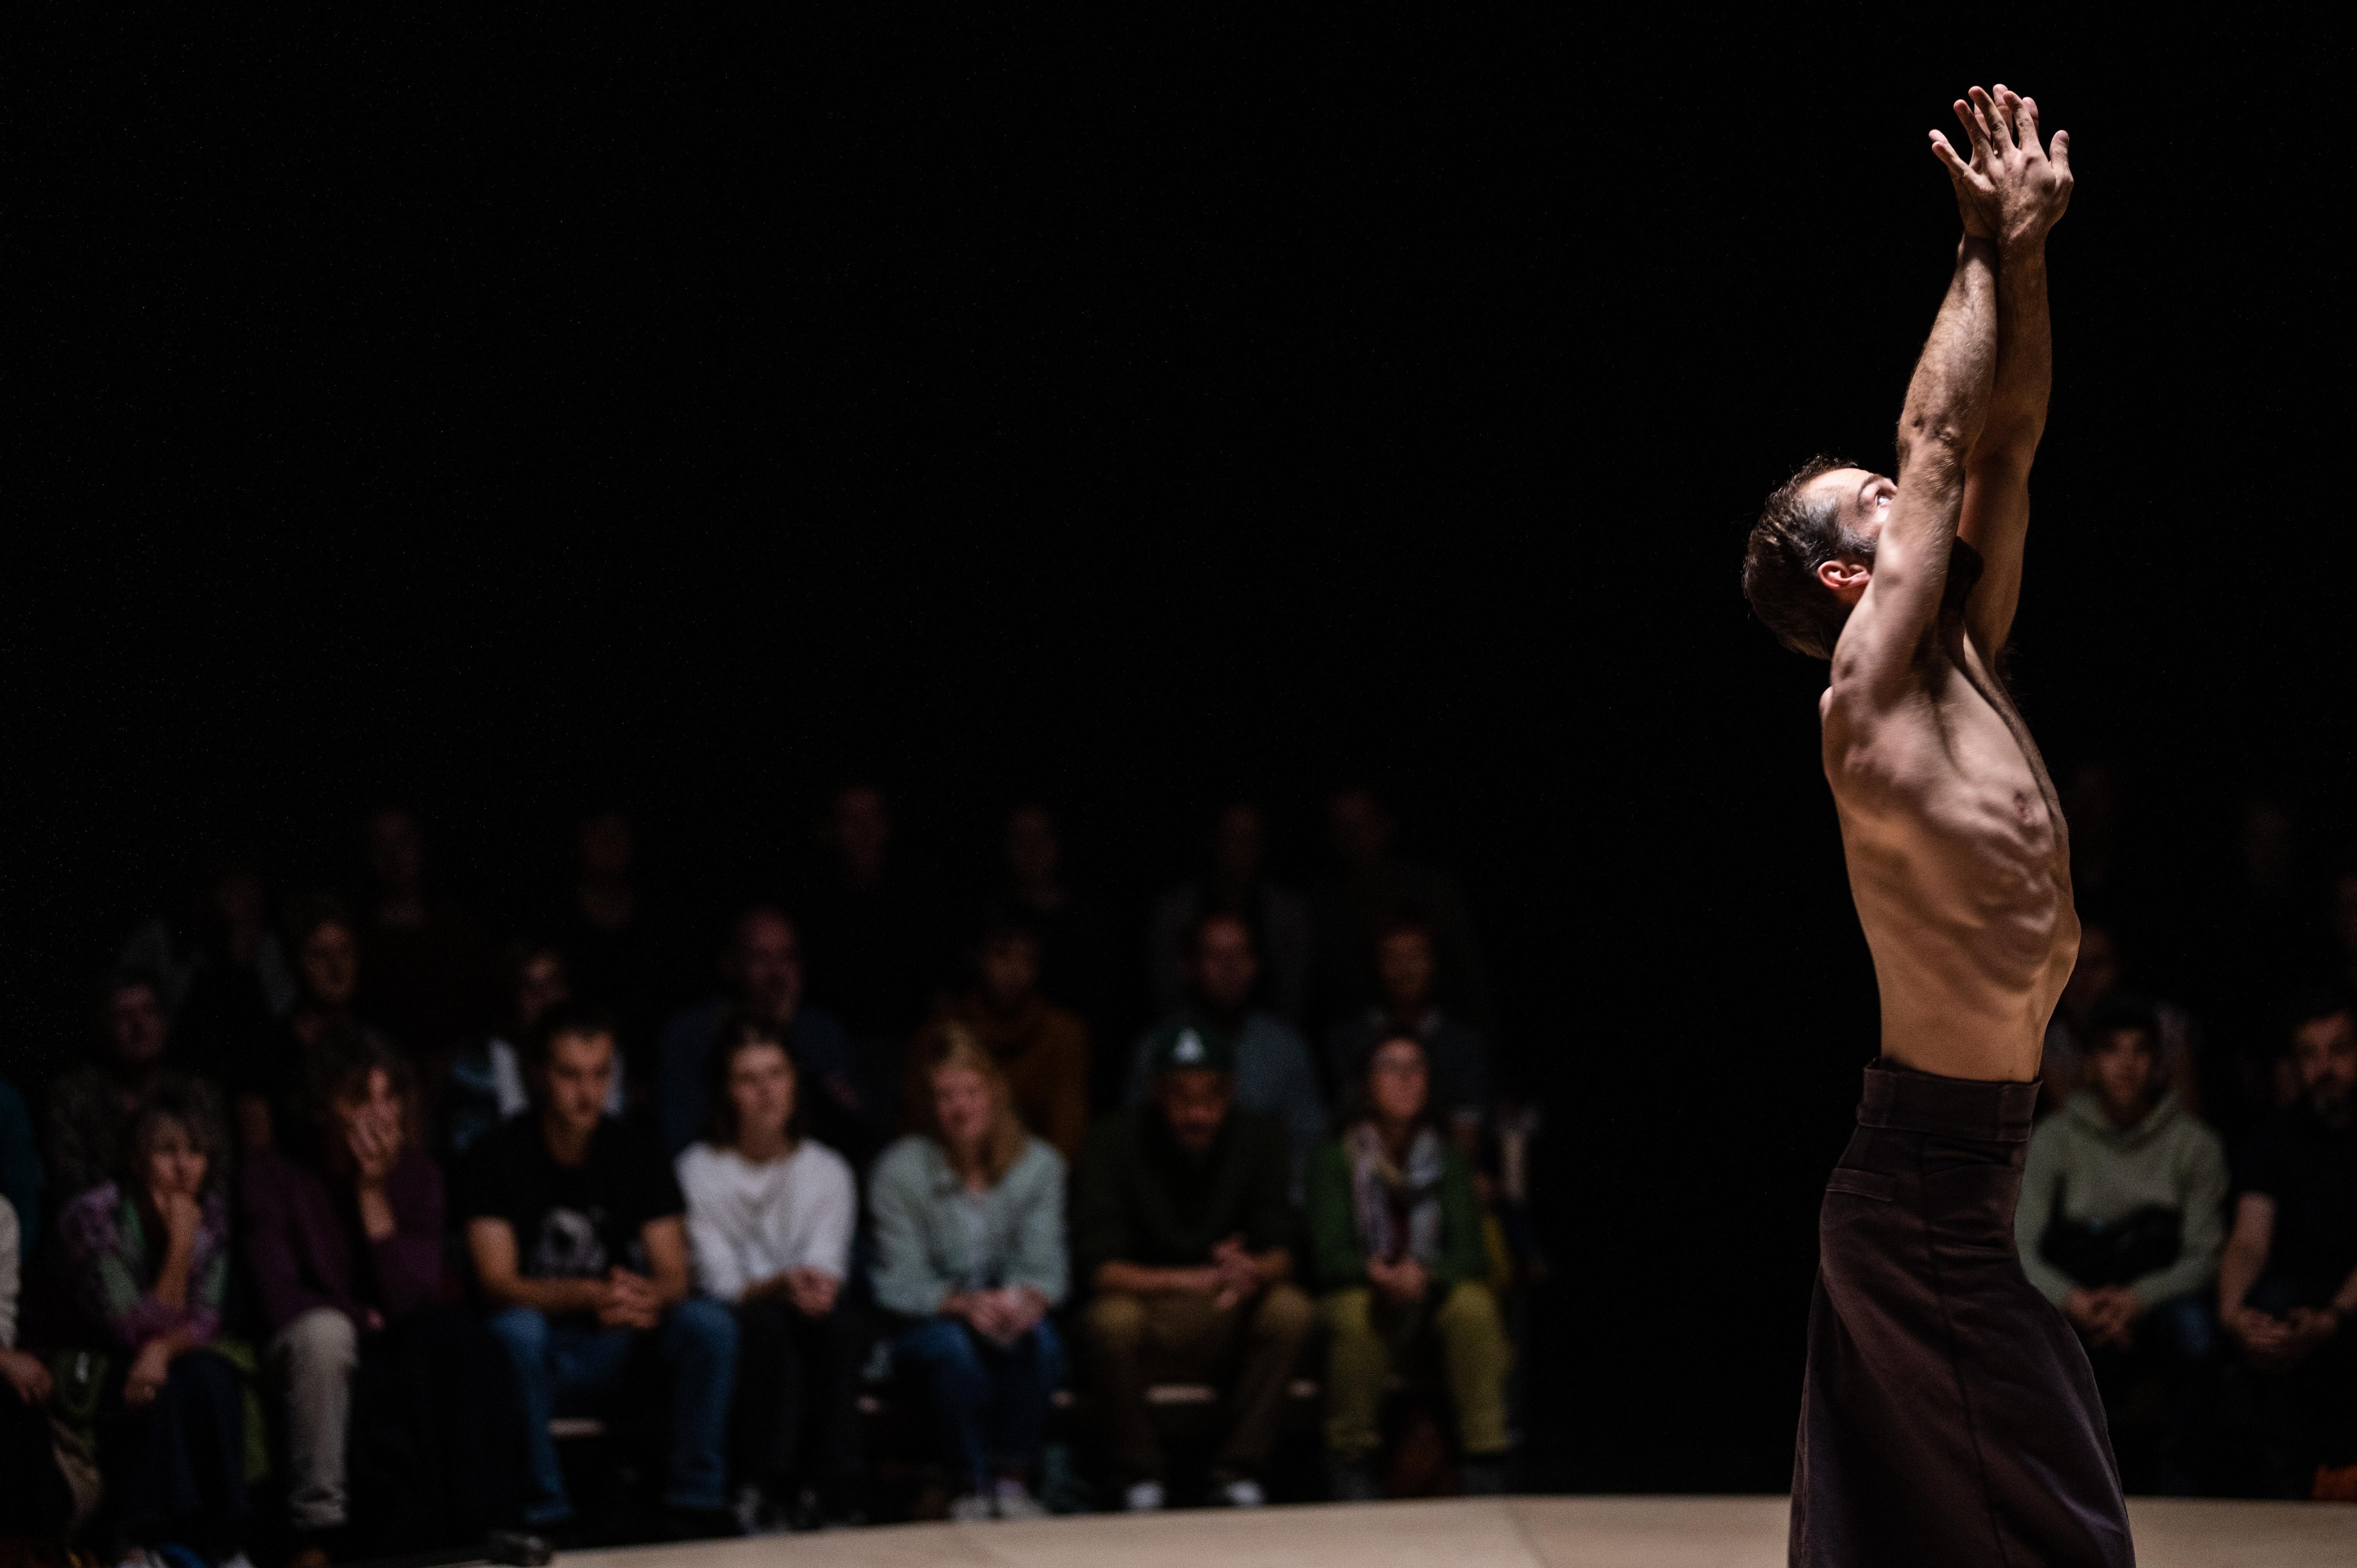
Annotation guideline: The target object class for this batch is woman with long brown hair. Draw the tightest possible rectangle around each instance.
[869,1022,1067,1521]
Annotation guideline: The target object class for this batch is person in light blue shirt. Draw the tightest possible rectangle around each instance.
[1127,911,1325,1188]
[869,1023,1066,1522]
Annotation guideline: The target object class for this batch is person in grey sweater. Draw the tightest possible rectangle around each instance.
[2016,993,2228,1491]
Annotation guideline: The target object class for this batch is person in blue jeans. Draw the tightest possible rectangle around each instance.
[458,1002,738,1536]
[869,1024,1068,1521]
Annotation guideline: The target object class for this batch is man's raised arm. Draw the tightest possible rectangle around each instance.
[1826,233,1998,710]
[1957,86,2074,656]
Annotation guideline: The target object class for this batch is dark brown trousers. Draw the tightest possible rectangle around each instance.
[1791,1063,2135,1567]
[1078,1284,1316,1487]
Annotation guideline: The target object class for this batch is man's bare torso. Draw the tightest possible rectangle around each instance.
[1821,590,2077,1083]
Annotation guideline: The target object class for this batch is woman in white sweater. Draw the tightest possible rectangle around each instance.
[676,1015,861,1531]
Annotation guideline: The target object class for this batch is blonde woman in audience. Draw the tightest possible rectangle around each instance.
[869,1023,1067,1521]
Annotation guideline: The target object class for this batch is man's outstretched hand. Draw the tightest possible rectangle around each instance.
[1931,84,2072,249]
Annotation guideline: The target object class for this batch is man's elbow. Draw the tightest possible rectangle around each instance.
[1896,418,1972,473]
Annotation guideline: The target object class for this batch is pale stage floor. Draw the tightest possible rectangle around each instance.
[579,1494,2352,1567]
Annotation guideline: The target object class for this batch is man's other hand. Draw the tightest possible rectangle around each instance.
[1934,85,2070,249]
[0,1346,53,1406]
[596,1268,661,1330]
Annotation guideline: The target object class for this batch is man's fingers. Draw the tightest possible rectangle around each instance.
[2049,128,2070,177]
[1930,131,1969,177]
[2017,94,2044,157]
[1992,84,2022,151]
[1952,97,1990,162]
[1971,86,2012,154]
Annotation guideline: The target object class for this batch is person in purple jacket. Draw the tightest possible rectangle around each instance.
[243,1027,521,1564]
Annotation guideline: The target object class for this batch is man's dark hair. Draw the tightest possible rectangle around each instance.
[2281,984,2357,1050]
[2086,992,2160,1053]
[527,999,619,1069]
[1742,454,1875,660]
[705,1010,799,1148]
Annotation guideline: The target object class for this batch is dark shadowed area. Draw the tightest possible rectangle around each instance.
[12,11,2353,1489]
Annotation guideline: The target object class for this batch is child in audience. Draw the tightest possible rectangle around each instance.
[869,1024,1067,1521]
[677,1015,864,1531]
[1307,1031,1511,1501]
[58,1081,253,1567]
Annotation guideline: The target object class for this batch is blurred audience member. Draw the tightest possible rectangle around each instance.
[2,1075,41,1254]
[165,859,299,1084]
[59,1081,249,1566]
[1146,802,1310,1033]
[2040,921,2205,1117]
[460,1004,736,1534]
[677,1017,862,1532]
[2016,995,2227,1492]
[1127,914,1325,1185]
[917,917,1089,1163]
[2218,989,2357,1497]
[447,940,616,1156]
[2,1151,78,1541]
[998,803,1118,1036]
[1325,917,1493,1149]
[245,1030,518,1560]
[46,975,182,1201]
[551,808,676,1071]
[232,895,382,1153]
[658,907,869,1163]
[1073,1026,1311,1512]
[356,805,494,1070]
[870,1026,1067,1522]
[799,784,946,1049]
[1309,1033,1511,1500]
[1308,788,1493,1034]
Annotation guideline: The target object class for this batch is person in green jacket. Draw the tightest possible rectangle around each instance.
[1307,1030,1510,1500]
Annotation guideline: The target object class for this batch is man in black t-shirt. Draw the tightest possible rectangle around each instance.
[2218,989,2357,1495]
[459,1003,738,1533]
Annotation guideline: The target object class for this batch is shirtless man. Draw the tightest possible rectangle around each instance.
[1743,89,2133,1566]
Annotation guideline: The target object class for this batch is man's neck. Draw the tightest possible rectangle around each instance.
[1383,1002,1434,1034]
[1199,1000,1248,1034]
[541,1113,596,1168]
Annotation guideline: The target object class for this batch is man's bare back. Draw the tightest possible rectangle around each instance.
[1807,86,2077,1083]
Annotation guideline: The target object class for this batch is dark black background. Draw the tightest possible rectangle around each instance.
[12,9,2353,1487]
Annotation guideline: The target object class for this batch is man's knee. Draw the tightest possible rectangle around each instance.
[1319,1287,1376,1341]
[1081,1292,1148,1354]
[1434,1280,1502,1333]
[900,1318,983,1374]
[665,1295,738,1362]
[487,1305,552,1365]
[277,1305,359,1378]
[1250,1283,1315,1346]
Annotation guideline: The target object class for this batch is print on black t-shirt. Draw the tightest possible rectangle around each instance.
[457,1115,684,1289]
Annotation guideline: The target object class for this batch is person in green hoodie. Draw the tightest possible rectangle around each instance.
[2015,993,2228,1491]
[1306,1030,1510,1501]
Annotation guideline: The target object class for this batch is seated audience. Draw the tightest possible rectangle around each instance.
[459,1003,737,1534]
[46,974,181,1203]
[446,940,616,1156]
[1127,914,1325,1186]
[2015,994,2227,1492]
[677,1017,862,1531]
[244,1029,520,1560]
[1146,801,1312,1034]
[2217,988,2357,1497]
[1308,1032,1511,1500]
[2039,920,2205,1116]
[870,1025,1067,1522]
[657,907,868,1164]
[58,1081,250,1566]
[915,917,1089,1163]
[1073,1025,1312,1511]
[3,1163,79,1541]
[1310,788,1494,1034]
[1324,917,1492,1149]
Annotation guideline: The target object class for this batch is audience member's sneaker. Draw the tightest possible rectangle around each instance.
[485,1528,555,1567]
[1459,1457,1508,1495]
[1213,1478,1265,1509]
[992,1478,1049,1520]
[948,1492,994,1522]
[1122,1479,1166,1512]
[732,1484,766,1535]
[1326,1456,1382,1502]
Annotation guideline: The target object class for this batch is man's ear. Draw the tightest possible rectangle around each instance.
[1817,555,1871,605]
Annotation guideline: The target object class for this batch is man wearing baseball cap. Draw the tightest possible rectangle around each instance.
[1072,1021,1311,1511]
